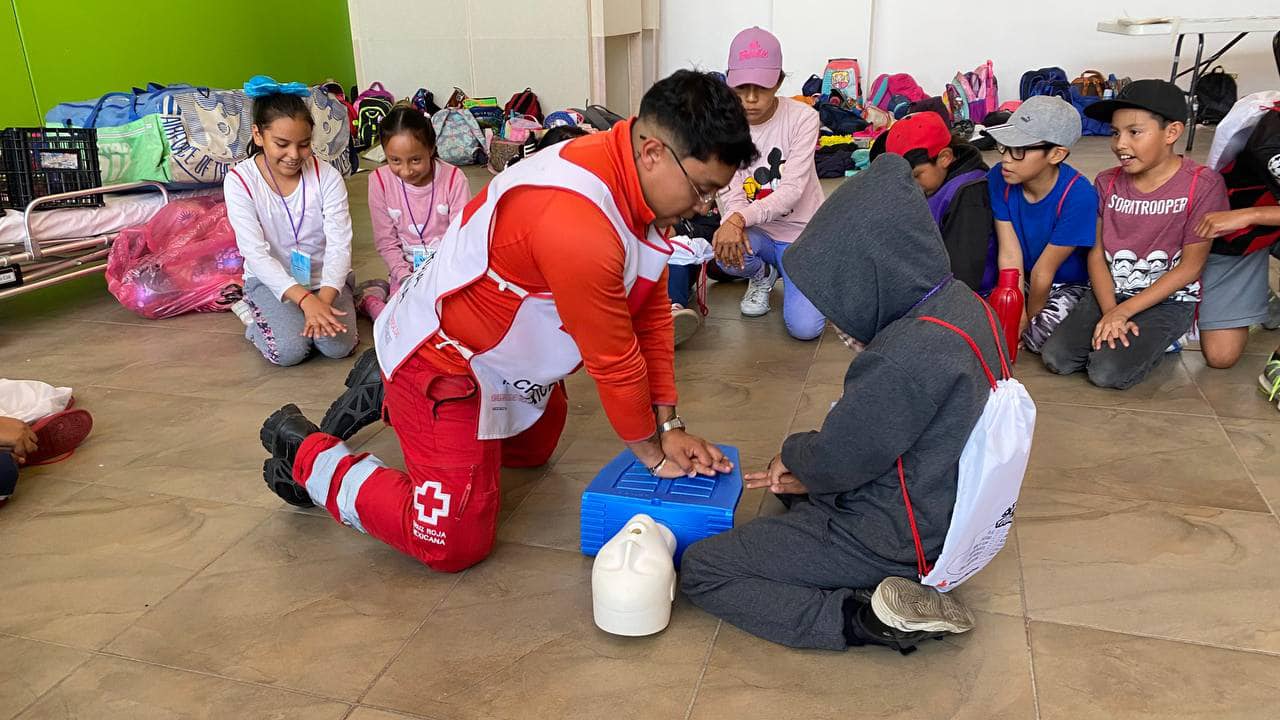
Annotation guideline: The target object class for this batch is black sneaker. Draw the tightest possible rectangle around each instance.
[260,404,320,464]
[263,457,314,508]
[319,348,386,441]
[845,589,947,656]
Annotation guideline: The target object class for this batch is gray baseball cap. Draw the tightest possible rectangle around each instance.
[983,95,1082,149]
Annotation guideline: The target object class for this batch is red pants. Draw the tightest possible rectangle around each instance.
[293,353,566,572]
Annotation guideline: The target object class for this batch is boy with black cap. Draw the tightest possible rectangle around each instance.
[985,96,1100,353]
[1040,80,1228,389]
[680,154,1007,653]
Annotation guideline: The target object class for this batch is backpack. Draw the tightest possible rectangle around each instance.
[909,96,953,127]
[801,74,824,97]
[1107,74,1131,98]
[900,300,1036,591]
[868,73,926,112]
[412,88,441,115]
[954,60,998,124]
[352,82,395,149]
[431,107,488,165]
[1070,87,1111,136]
[1070,70,1107,98]
[945,81,970,122]
[821,58,863,104]
[1207,91,1280,170]
[1195,66,1238,125]
[504,88,544,123]
[818,103,867,135]
[1019,67,1070,101]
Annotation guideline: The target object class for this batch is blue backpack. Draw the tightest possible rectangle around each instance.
[1019,67,1070,101]
[1070,88,1112,136]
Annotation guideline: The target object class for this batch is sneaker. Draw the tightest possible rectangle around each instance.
[1264,292,1280,331]
[845,589,947,656]
[870,576,976,634]
[1165,338,1183,353]
[26,408,94,466]
[739,264,778,317]
[230,299,254,327]
[672,304,703,347]
[1258,353,1280,409]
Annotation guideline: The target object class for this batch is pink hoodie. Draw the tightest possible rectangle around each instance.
[368,161,472,287]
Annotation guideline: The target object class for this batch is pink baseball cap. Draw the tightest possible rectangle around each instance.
[726,27,782,89]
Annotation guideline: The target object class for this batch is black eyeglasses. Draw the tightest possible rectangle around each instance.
[639,134,719,206]
[996,143,1055,161]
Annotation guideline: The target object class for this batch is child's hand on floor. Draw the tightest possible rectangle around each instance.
[300,293,349,338]
[712,214,751,270]
[745,454,808,495]
[1092,308,1139,350]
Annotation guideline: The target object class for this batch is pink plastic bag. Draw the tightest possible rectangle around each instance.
[106,197,244,319]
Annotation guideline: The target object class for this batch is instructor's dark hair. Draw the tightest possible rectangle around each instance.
[638,70,757,169]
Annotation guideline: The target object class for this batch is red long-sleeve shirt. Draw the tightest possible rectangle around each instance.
[419,120,676,442]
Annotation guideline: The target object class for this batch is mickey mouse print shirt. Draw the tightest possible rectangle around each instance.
[1096,157,1228,302]
[717,97,824,244]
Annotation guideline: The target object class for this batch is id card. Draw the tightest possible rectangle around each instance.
[411,246,437,271]
[290,249,312,287]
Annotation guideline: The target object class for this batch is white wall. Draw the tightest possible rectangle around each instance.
[661,1,1278,102]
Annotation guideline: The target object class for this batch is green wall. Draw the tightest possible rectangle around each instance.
[1,0,356,128]
[0,3,38,127]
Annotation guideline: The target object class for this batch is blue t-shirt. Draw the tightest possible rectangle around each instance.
[988,162,1098,285]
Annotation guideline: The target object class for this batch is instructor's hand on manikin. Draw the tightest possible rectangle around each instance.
[659,428,734,477]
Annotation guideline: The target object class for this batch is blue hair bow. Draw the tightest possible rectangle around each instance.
[244,75,310,98]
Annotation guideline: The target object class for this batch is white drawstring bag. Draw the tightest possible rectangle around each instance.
[1207,91,1280,171]
[0,379,73,423]
[897,303,1036,591]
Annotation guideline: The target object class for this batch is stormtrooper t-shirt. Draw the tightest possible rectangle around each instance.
[1096,157,1229,302]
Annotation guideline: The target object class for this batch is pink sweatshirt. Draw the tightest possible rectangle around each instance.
[718,97,824,244]
[368,161,471,286]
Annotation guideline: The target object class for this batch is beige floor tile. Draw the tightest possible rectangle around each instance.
[497,470,589,552]
[1184,351,1280,421]
[1031,621,1280,720]
[1016,353,1214,416]
[0,274,116,328]
[788,381,842,434]
[0,475,89,520]
[1018,489,1280,653]
[0,636,90,720]
[364,543,717,720]
[347,708,437,720]
[16,656,351,719]
[1219,417,1280,512]
[0,320,160,390]
[0,485,266,648]
[1022,403,1265,511]
[688,612,1035,720]
[676,318,818,382]
[107,512,457,701]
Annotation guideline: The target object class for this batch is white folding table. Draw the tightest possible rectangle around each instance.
[1097,16,1280,150]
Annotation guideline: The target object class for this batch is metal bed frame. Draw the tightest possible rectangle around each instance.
[0,181,169,300]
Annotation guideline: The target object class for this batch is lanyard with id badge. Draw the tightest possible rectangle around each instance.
[264,157,311,287]
[402,175,439,271]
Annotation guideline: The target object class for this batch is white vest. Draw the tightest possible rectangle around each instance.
[374,144,672,440]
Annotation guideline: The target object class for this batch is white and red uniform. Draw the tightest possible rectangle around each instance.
[292,121,677,572]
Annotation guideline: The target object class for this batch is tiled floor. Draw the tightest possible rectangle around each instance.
[3,135,1280,719]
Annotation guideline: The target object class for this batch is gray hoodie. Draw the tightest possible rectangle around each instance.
[781,154,1007,567]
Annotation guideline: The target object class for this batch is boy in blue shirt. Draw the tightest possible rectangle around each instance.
[984,96,1100,352]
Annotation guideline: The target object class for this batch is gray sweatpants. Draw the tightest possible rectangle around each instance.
[680,500,914,650]
[242,274,358,367]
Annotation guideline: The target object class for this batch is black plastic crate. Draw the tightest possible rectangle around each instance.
[0,127,103,211]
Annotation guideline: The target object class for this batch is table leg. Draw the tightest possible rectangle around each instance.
[1186,33,1205,152]
[1170,33,1185,82]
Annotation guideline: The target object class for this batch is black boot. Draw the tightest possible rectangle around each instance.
[842,591,946,656]
[260,404,320,506]
[318,348,386,441]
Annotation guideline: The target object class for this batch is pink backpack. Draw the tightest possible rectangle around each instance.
[867,73,927,112]
[951,61,999,124]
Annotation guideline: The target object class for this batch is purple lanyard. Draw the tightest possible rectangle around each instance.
[263,157,306,246]
[400,162,439,243]
[910,273,954,312]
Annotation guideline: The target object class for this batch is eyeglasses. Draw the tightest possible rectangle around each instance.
[996,143,1055,161]
[639,134,720,207]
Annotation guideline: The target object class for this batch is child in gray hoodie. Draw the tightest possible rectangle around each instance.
[681,154,1008,653]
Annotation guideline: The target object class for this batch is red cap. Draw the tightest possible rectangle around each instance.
[885,112,951,158]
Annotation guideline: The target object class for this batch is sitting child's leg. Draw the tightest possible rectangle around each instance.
[314,276,360,360]
[667,263,698,309]
[680,501,915,650]
[1084,300,1195,389]
[1022,284,1089,354]
[777,245,826,341]
[1040,292,1104,376]
[1197,250,1272,369]
[242,278,313,366]
[0,452,17,508]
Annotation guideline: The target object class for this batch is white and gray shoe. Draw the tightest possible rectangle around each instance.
[739,264,779,317]
[870,576,975,634]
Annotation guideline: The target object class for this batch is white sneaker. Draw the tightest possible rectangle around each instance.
[671,304,702,347]
[739,264,778,317]
[230,299,254,327]
[870,576,975,634]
